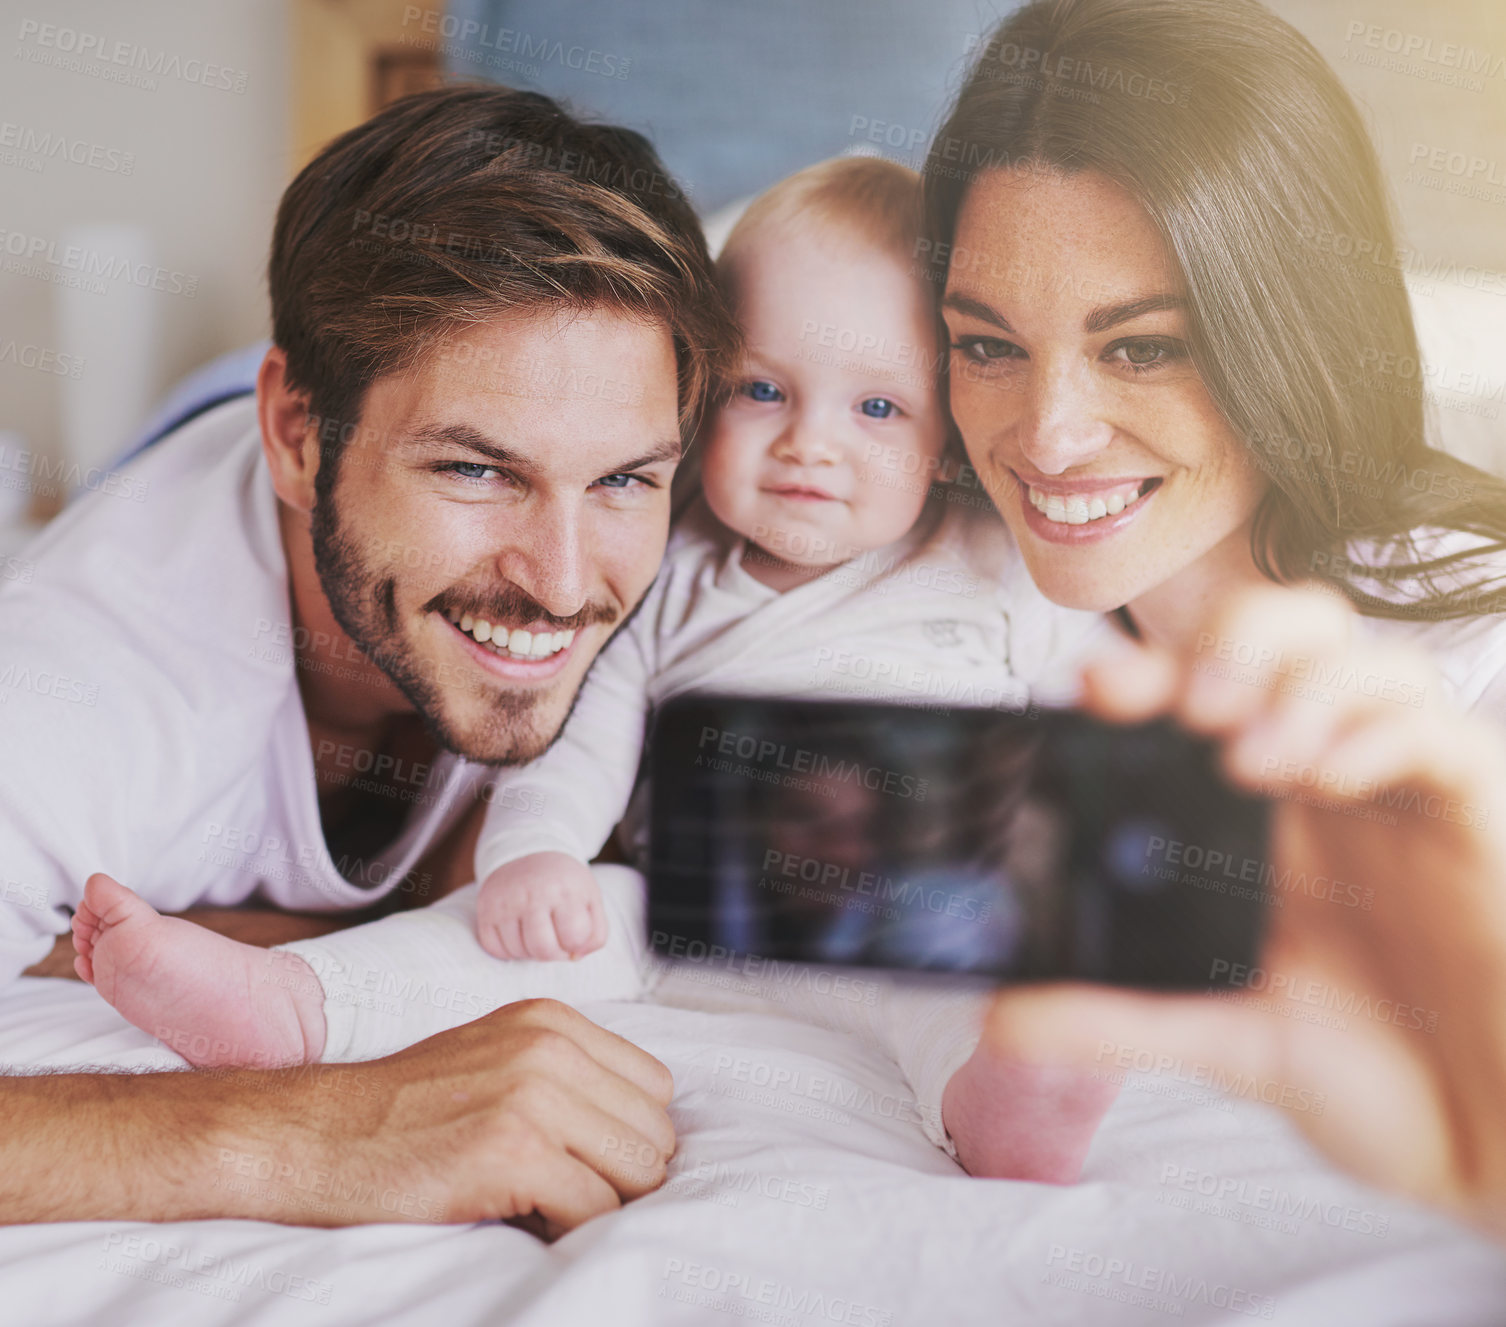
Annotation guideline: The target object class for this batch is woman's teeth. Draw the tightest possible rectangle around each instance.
[446,608,575,660]
[1026,480,1150,525]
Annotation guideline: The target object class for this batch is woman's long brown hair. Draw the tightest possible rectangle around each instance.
[924,0,1506,621]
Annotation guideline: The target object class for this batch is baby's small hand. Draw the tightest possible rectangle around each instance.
[476,852,608,961]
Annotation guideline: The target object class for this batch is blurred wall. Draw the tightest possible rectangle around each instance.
[0,0,288,478]
[0,0,1501,478]
[1265,0,1506,274]
[1263,0,1506,470]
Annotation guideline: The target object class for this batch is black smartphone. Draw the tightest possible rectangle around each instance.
[646,695,1271,988]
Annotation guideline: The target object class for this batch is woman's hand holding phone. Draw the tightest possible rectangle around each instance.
[979,584,1506,1241]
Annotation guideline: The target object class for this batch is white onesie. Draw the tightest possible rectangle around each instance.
[283,495,1106,1156]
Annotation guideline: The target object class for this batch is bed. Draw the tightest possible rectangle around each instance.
[1,975,1502,1326]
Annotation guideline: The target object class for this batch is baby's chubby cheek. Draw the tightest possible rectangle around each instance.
[698,441,764,539]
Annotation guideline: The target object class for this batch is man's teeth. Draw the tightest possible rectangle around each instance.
[446,609,576,659]
[1026,481,1150,525]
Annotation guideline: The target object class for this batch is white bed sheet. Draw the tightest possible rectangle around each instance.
[0,976,1502,1327]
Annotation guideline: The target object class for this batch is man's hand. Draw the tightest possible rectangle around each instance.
[975,586,1506,1241]
[327,999,675,1236]
[0,998,675,1236]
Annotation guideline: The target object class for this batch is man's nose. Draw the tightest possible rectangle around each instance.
[1016,361,1115,475]
[493,496,589,619]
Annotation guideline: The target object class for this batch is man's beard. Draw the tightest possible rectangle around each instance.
[308,488,610,767]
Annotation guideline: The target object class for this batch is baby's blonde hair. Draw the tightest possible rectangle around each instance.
[670,155,951,521]
[718,155,924,286]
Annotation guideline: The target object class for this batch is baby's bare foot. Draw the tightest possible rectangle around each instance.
[941,1044,1120,1183]
[72,873,326,1067]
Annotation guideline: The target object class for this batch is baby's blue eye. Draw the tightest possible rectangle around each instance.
[860,397,898,419]
[743,380,783,403]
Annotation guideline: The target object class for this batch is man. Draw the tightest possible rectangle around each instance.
[0,85,737,1234]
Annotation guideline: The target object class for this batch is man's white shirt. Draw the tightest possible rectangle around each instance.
[0,397,491,985]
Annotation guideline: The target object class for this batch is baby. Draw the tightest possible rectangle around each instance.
[73,157,1115,1184]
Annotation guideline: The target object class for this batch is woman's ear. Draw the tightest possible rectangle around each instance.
[256,346,320,513]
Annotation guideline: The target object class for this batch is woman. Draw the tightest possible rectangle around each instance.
[924,0,1506,1237]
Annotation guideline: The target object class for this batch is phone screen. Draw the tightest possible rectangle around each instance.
[646,695,1270,987]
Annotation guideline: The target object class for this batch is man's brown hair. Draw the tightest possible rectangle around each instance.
[269,84,738,470]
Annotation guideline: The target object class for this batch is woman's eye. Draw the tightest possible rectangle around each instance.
[741,379,784,403]
[950,335,1024,363]
[1107,337,1186,373]
[859,397,899,420]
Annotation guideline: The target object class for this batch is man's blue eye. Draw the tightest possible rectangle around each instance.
[743,380,783,403]
[448,461,500,480]
[598,473,634,489]
[860,398,897,419]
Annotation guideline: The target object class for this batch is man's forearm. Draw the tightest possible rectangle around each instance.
[0,1067,320,1223]
[0,1062,435,1226]
[0,1001,675,1230]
